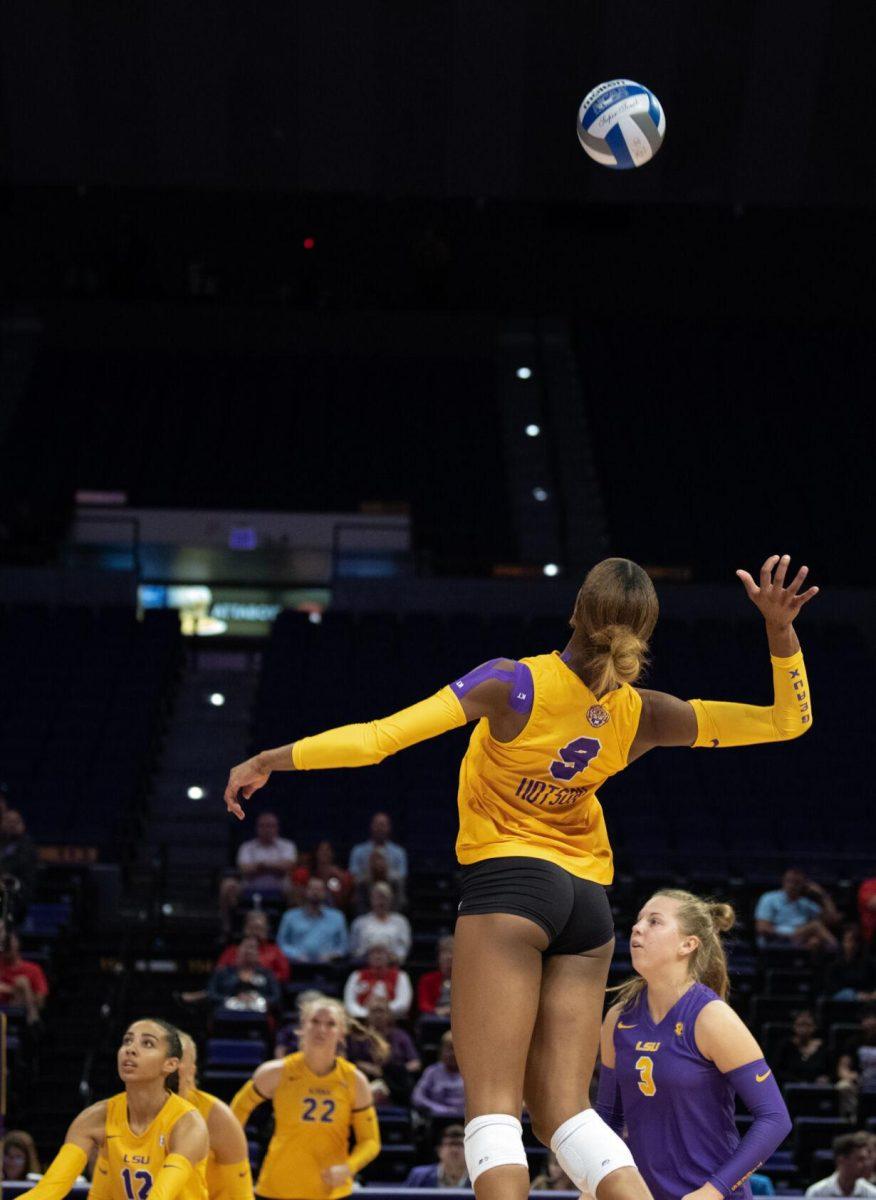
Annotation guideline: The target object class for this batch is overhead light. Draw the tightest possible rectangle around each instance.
[543,563,560,577]
[187,786,205,800]
[308,611,323,624]
[525,423,541,437]
[533,487,548,502]
[209,692,225,707]
[516,367,532,380]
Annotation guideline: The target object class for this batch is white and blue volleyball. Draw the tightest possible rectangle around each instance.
[577,79,665,169]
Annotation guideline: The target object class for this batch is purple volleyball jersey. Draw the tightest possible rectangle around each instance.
[614,982,752,1200]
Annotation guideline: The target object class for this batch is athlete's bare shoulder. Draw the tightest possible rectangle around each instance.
[67,1098,110,1149]
[252,1056,288,1097]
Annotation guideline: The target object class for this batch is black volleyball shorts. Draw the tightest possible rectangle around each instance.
[457,856,614,956]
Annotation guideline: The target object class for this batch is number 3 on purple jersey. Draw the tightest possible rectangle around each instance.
[549,735,602,781]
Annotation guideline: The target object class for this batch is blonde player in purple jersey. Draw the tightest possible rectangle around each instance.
[225,554,816,1200]
[599,891,792,1200]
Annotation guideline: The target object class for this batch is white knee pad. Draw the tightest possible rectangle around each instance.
[551,1109,635,1194]
[464,1113,529,1184]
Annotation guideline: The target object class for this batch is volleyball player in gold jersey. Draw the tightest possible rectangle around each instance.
[230,996,380,1200]
[225,555,817,1200]
[24,1019,208,1200]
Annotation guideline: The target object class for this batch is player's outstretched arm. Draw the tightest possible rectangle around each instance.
[24,1102,107,1200]
[630,554,816,761]
[224,658,523,818]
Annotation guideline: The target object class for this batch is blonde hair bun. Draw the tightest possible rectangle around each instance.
[709,902,736,933]
[591,624,648,687]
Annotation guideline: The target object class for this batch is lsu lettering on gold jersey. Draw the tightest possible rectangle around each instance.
[93,1093,208,1200]
[454,651,642,883]
[255,1053,361,1200]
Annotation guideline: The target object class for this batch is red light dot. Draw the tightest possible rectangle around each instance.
[303,237,315,250]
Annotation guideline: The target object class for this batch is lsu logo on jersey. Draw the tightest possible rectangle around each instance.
[635,1040,661,1053]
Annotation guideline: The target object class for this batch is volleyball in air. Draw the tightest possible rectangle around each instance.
[577,79,665,169]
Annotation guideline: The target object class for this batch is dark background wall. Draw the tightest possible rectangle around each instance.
[2,0,874,204]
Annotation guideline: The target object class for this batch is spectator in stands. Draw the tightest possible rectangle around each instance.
[349,882,411,963]
[755,868,839,953]
[217,910,290,984]
[354,846,405,912]
[805,1132,876,1197]
[179,910,290,1006]
[417,934,454,1017]
[349,812,407,888]
[206,934,281,1012]
[276,877,348,963]
[403,1124,470,1189]
[0,931,48,1026]
[859,877,876,946]
[750,1174,777,1195]
[823,925,876,1001]
[531,1149,573,1191]
[292,841,355,914]
[2,1130,41,1180]
[774,1009,830,1085]
[867,1133,876,1185]
[219,811,297,933]
[0,809,38,921]
[836,1004,876,1120]
[411,1030,465,1117]
[346,995,420,1107]
[343,944,413,1020]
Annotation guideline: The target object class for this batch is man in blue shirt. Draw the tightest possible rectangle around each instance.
[348,812,408,884]
[755,868,839,952]
[276,877,348,962]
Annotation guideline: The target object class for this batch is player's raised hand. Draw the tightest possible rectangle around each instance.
[224,754,271,820]
[736,554,819,627]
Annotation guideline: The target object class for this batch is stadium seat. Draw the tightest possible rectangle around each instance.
[793,1117,853,1174]
[359,1144,416,1183]
[783,1084,840,1118]
[206,1039,266,1068]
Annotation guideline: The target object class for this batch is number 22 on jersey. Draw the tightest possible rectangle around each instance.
[302,1097,335,1122]
[635,1055,656,1097]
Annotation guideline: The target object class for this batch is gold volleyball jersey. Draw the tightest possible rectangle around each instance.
[97,1093,208,1200]
[455,651,642,883]
[256,1053,358,1200]
[187,1089,223,1200]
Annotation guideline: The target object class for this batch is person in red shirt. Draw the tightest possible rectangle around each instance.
[291,840,355,915]
[344,944,413,1019]
[859,878,876,944]
[216,909,290,983]
[417,934,453,1017]
[0,930,48,1025]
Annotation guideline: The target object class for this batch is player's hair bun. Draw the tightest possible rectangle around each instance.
[709,902,736,933]
[590,624,648,692]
